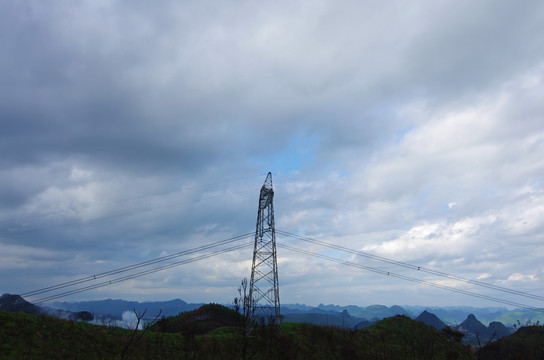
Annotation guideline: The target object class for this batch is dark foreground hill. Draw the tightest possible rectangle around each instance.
[1,306,474,359]
[0,293,92,321]
[0,310,184,359]
[479,326,544,359]
[151,305,473,358]
[152,303,239,334]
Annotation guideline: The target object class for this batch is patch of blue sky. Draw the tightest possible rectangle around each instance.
[391,124,416,144]
[321,249,346,259]
[251,131,320,175]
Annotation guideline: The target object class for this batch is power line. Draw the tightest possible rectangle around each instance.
[23,233,254,298]
[20,228,544,309]
[278,243,544,312]
[31,242,253,303]
[277,229,544,303]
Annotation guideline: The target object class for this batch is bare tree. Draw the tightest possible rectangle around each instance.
[233,278,256,360]
[121,308,162,360]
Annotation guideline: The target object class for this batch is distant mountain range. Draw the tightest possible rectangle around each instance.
[25,296,544,328]
[289,303,544,328]
[49,297,203,319]
[457,313,511,345]
[4,294,541,327]
[281,303,515,345]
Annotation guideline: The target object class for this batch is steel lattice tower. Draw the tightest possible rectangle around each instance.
[248,172,280,328]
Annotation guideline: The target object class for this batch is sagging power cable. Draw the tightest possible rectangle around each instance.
[277,229,544,303]
[23,232,254,298]
[32,242,253,303]
[278,243,544,312]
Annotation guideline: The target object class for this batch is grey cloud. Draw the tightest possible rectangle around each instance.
[1,0,544,306]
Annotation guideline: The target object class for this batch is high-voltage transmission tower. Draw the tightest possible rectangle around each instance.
[248,172,280,329]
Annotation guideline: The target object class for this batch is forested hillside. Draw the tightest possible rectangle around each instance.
[1,307,474,359]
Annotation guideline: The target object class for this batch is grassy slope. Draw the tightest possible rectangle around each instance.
[0,311,185,359]
[362,315,474,360]
[151,303,239,335]
[479,326,544,360]
[1,310,475,359]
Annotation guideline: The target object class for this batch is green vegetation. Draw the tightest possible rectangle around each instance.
[0,311,185,359]
[1,308,477,359]
[4,294,540,359]
[362,315,473,359]
[3,305,539,359]
[479,326,544,360]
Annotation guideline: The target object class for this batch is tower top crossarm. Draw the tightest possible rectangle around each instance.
[263,172,273,191]
[259,172,274,209]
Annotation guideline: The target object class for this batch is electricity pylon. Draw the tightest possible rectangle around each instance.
[248,172,280,330]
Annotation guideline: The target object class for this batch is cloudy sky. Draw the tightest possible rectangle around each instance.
[1,0,544,309]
